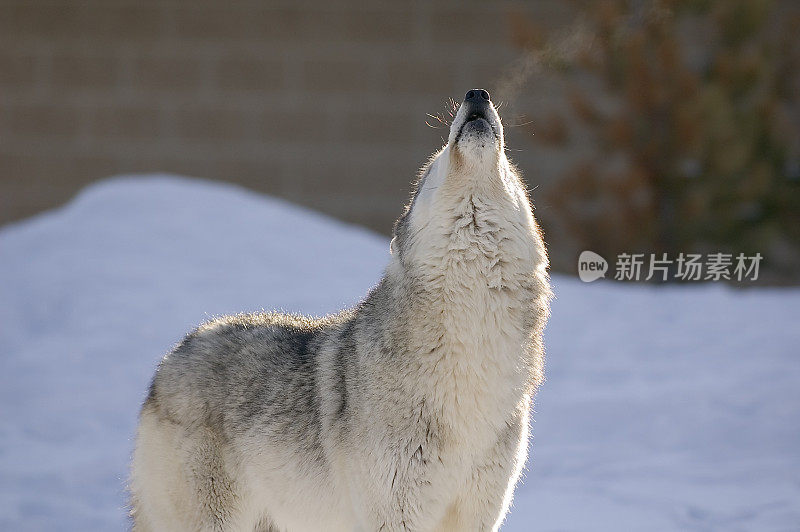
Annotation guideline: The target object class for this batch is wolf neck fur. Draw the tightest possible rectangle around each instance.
[381,150,543,445]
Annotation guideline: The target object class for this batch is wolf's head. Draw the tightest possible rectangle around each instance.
[448,88,504,165]
[390,89,534,265]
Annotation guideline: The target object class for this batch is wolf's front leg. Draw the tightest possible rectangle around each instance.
[357,480,455,532]
[441,413,530,531]
[350,452,457,532]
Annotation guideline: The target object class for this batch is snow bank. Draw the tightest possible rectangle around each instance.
[1,175,798,530]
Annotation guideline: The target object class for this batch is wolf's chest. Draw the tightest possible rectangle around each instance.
[404,190,541,450]
[408,278,532,454]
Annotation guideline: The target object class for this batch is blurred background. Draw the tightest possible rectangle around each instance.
[2,0,799,283]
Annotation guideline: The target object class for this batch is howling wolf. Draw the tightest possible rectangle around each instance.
[130,89,551,531]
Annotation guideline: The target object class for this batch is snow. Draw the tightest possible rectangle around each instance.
[1,175,798,531]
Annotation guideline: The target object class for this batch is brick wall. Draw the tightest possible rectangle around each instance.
[1,0,576,235]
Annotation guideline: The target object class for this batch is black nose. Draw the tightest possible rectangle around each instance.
[464,89,490,104]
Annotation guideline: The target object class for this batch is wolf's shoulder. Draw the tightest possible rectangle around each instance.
[158,311,345,374]
[144,311,345,426]
[181,311,337,354]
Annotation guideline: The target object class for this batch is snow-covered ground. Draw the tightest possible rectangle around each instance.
[1,175,798,531]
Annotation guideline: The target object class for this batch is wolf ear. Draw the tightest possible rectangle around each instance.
[390,207,410,257]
